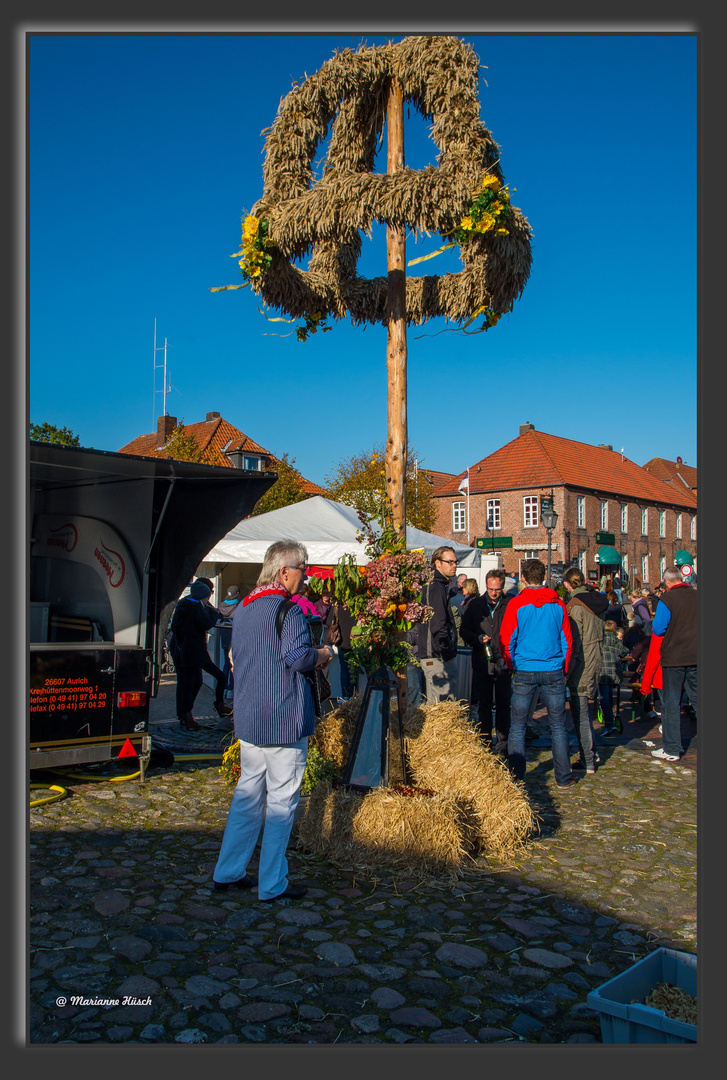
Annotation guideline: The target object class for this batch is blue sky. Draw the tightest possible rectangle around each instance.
[29,32,697,486]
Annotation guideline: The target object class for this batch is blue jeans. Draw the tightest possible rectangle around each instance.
[568,689,597,770]
[508,670,574,785]
[660,666,697,758]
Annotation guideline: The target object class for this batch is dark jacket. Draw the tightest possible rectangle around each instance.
[461,591,512,674]
[632,597,653,634]
[333,603,356,651]
[216,597,240,651]
[417,569,457,661]
[169,596,219,667]
[652,584,697,667]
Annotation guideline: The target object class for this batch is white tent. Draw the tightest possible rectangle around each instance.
[204,495,482,567]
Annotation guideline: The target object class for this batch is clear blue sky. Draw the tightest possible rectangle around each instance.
[29,32,697,486]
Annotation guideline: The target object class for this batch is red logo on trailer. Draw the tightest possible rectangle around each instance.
[47,523,78,552]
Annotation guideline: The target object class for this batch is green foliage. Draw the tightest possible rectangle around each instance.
[163,421,210,463]
[30,421,80,447]
[323,443,436,532]
[300,744,341,795]
[252,452,310,516]
[220,736,340,795]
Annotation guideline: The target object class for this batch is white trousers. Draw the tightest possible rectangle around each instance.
[421,656,458,702]
[213,736,308,900]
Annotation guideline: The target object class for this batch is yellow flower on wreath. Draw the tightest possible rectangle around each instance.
[474,212,496,233]
[481,173,502,191]
[459,215,475,231]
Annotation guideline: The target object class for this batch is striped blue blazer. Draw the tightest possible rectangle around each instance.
[231,595,319,745]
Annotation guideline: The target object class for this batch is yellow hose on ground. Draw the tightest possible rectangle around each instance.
[30,784,68,807]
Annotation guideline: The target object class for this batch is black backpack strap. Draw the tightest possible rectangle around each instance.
[275,598,296,639]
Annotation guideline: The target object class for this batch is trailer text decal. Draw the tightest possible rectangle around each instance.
[94,540,126,588]
[30,676,108,712]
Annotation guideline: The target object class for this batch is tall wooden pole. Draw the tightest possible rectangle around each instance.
[386,77,407,538]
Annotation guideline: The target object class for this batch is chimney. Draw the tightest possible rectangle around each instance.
[206,411,221,421]
[598,444,613,451]
[519,422,535,436]
[156,414,177,448]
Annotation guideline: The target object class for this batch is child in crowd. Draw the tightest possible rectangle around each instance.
[598,619,631,735]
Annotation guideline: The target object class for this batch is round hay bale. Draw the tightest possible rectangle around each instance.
[403,700,537,858]
[296,781,471,876]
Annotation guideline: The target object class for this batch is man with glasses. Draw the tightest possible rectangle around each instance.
[416,546,460,702]
[213,540,332,901]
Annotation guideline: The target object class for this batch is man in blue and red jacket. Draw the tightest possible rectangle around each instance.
[499,559,577,788]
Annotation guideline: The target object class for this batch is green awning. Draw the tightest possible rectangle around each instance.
[598,545,621,565]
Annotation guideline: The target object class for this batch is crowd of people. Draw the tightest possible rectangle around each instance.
[166,543,696,901]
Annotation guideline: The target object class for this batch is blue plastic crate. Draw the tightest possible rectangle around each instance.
[586,947,697,1043]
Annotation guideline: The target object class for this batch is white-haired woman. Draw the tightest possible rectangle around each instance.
[212,540,332,902]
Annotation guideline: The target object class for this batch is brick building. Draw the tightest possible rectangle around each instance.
[118,411,324,496]
[433,424,697,586]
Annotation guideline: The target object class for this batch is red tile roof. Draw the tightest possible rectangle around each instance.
[422,469,459,494]
[118,414,324,496]
[436,428,698,509]
[642,456,697,493]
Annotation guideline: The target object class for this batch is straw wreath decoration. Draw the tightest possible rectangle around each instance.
[212,35,532,336]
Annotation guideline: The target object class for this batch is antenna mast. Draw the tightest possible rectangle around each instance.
[152,318,172,426]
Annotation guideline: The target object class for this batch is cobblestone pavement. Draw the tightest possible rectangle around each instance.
[28,677,697,1045]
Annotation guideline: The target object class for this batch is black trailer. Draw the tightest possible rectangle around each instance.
[29,442,275,774]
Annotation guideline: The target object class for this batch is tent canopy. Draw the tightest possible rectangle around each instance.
[598,545,621,566]
[205,495,481,567]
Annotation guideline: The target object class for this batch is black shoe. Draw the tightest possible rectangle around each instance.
[261,883,308,902]
[179,712,201,731]
[213,874,257,891]
[214,701,233,717]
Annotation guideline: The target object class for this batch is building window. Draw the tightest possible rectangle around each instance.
[620,503,628,533]
[576,496,585,528]
[691,515,696,540]
[243,455,261,470]
[659,555,666,581]
[659,510,666,537]
[452,502,466,533]
[621,554,628,575]
[641,508,648,535]
[675,513,682,539]
[522,549,540,560]
[600,500,608,529]
[578,550,587,573]
[523,496,539,528]
[486,499,501,529]
[641,555,649,583]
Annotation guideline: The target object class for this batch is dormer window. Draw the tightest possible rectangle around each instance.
[243,456,262,471]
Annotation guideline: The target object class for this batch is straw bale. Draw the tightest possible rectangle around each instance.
[296,781,471,876]
[310,695,362,768]
[402,700,537,858]
[247,35,532,327]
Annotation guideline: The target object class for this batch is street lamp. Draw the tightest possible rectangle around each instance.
[541,500,558,588]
